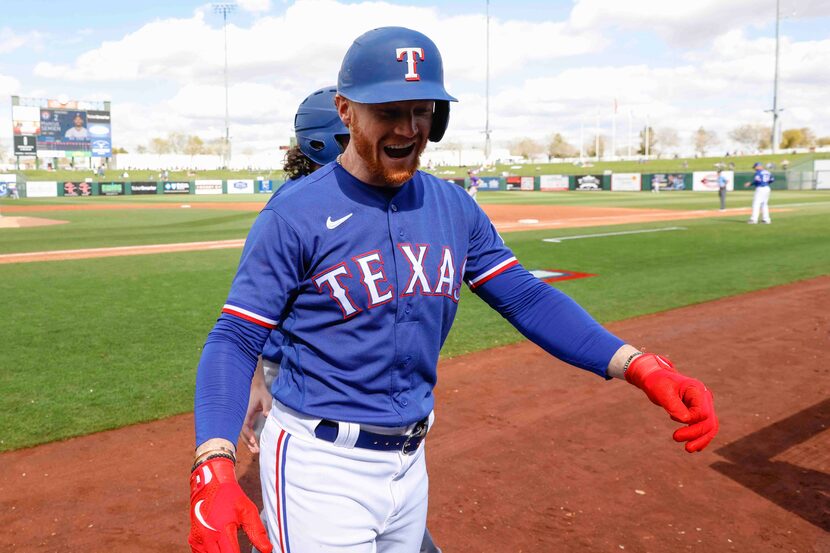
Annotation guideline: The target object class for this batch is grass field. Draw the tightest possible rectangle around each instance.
[11,150,830,182]
[1,189,828,451]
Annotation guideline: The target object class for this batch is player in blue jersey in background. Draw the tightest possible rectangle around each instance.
[745,161,774,224]
[188,27,718,553]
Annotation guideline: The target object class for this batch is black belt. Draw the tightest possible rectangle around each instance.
[314,417,429,455]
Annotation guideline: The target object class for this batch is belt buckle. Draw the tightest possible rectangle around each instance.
[401,419,428,455]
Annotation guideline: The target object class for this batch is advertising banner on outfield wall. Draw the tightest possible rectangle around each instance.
[520,176,534,191]
[539,175,569,191]
[257,180,274,193]
[505,176,522,190]
[26,181,58,198]
[611,173,642,191]
[64,182,92,196]
[99,182,125,196]
[131,182,158,195]
[575,174,602,191]
[195,180,223,195]
[693,170,734,192]
[228,179,254,194]
[482,177,501,190]
[163,181,191,194]
[650,174,687,191]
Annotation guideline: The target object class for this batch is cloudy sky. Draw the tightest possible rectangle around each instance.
[1,0,828,157]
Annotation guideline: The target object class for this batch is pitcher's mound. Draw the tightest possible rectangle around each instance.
[0,216,69,228]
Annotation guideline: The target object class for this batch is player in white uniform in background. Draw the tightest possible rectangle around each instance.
[745,161,773,224]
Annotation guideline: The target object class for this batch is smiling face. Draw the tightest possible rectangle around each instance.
[73,114,84,128]
[336,96,433,187]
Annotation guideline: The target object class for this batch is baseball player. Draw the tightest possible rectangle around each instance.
[239,85,443,553]
[189,27,718,553]
[716,169,727,211]
[466,170,480,202]
[745,161,774,224]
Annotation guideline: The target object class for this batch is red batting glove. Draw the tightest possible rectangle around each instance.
[189,456,273,553]
[625,353,719,453]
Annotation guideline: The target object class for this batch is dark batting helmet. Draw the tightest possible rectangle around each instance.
[294,86,350,166]
[337,26,458,142]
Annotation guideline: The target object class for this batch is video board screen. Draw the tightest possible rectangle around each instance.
[12,97,111,158]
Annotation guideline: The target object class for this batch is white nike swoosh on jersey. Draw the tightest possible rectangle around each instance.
[326,213,353,229]
[194,500,218,531]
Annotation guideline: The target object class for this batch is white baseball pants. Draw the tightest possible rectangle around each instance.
[750,186,771,223]
[259,401,430,553]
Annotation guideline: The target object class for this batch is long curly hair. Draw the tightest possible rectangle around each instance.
[283,145,317,180]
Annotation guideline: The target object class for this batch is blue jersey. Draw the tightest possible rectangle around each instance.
[195,163,624,444]
[752,169,774,187]
[222,162,516,426]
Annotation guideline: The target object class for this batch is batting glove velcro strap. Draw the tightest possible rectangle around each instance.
[625,353,719,453]
[188,457,273,553]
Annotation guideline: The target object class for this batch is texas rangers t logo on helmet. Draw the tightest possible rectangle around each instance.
[396,47,425,81]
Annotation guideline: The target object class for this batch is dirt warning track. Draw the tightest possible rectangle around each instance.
[1,277,827,552]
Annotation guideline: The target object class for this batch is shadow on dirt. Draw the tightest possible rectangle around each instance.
[711,398,830,532]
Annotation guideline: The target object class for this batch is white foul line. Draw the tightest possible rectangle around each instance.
[543,226,687,243]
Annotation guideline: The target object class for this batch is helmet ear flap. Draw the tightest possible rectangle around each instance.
[429,101,450,142]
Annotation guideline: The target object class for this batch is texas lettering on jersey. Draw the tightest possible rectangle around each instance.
[313,245,463,319]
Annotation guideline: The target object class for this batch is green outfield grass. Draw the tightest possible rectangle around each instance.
[1,191,828,451]
[11,150,830,183]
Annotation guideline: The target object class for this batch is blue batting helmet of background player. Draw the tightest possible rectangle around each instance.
[337,26,458,142]
[753,162,763,169]
[294,86,350,166]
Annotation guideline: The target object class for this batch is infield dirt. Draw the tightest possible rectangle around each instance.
[1,277,827,552]
[0,202,763,264]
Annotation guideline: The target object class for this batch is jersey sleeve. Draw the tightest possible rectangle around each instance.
[194,208,305,445]
[463,203,518,290]
[474,263,624,378]
[222,208,305,328]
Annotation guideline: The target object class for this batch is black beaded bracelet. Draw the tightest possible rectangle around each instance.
[191,452,236,473]
[622,351,644,374]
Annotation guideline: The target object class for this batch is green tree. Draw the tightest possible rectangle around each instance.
[780,127,816,149]
[638,126,656,155]
[547,133,577,160]
[692,127,719,156]
[510,137,544,160]
[149,137,172,154]
[729,124,770,151]
[184,135,205,156]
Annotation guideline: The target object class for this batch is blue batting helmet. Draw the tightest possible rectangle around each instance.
[753,162,763,169]
[337,27,458,142]
[294,86,349,166]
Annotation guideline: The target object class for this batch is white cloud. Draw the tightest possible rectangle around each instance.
[0,73,21,99]
[0,27,44,54]
[569,0,830,47]
[237,0,273,13]
[19,0,829,154]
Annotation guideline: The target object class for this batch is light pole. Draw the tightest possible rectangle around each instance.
[483,0,492,164]
[214,3,236,167]
[768,0,783,153]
